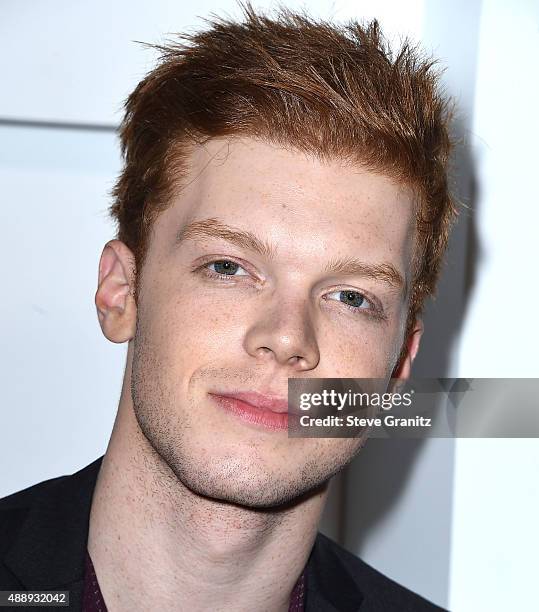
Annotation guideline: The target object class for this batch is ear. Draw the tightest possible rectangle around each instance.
[95,239,137,343]
[392,318,424,380]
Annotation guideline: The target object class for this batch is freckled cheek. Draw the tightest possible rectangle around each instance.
[319,323,399,377]
[147,289,251,365]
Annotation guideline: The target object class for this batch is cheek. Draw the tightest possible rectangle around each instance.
[317,317,403,377]
[140,281,250,370]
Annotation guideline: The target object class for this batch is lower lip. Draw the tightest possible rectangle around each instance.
[210,394,290,431]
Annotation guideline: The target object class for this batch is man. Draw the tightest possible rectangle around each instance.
[0,6,456,611]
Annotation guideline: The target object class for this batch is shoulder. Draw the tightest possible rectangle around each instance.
[313,533,446,611]
[0,473,70,554]
[0,458,103,561]
[0,472,71,512]
[0,457,103,592]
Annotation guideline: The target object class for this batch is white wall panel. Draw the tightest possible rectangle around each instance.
[1,0,381,126]
[450,1,539,610]
[0,125,125,494]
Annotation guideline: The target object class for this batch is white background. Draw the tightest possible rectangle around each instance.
[1,1,538,610]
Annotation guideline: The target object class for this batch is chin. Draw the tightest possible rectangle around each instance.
[168,452,327,509]
[182,474,322,509]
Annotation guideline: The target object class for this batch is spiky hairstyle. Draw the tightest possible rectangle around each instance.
[110,5,457,349]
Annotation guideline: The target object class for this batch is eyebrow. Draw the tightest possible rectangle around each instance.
[323,256,405,291]
[175,218,405,291]
[175,217,276,259]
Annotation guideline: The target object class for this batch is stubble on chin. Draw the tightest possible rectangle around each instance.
[129,320,363,509]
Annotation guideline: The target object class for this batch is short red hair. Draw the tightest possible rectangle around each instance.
[110,5,458,355]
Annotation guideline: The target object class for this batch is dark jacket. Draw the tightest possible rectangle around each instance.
[0,457,445,611]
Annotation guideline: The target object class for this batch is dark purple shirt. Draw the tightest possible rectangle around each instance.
[82,550,305,611]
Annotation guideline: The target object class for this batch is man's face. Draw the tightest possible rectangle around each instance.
[130,137,417,507]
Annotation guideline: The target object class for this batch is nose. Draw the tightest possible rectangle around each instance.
[243,296,320,371]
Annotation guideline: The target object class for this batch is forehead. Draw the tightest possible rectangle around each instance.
[159,137,416,281]
[182,137,414,220]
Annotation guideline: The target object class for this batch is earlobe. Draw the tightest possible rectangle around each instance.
[95,240,137,343]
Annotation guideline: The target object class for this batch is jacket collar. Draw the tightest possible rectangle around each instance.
[4,455,363,611]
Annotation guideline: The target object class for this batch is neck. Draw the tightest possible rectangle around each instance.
[88,354,328,612]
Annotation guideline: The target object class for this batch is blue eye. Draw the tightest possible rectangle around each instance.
[327,290,371,310]
[207,260,248,276]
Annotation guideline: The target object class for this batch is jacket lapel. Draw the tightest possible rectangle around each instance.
[305,534,364,611]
